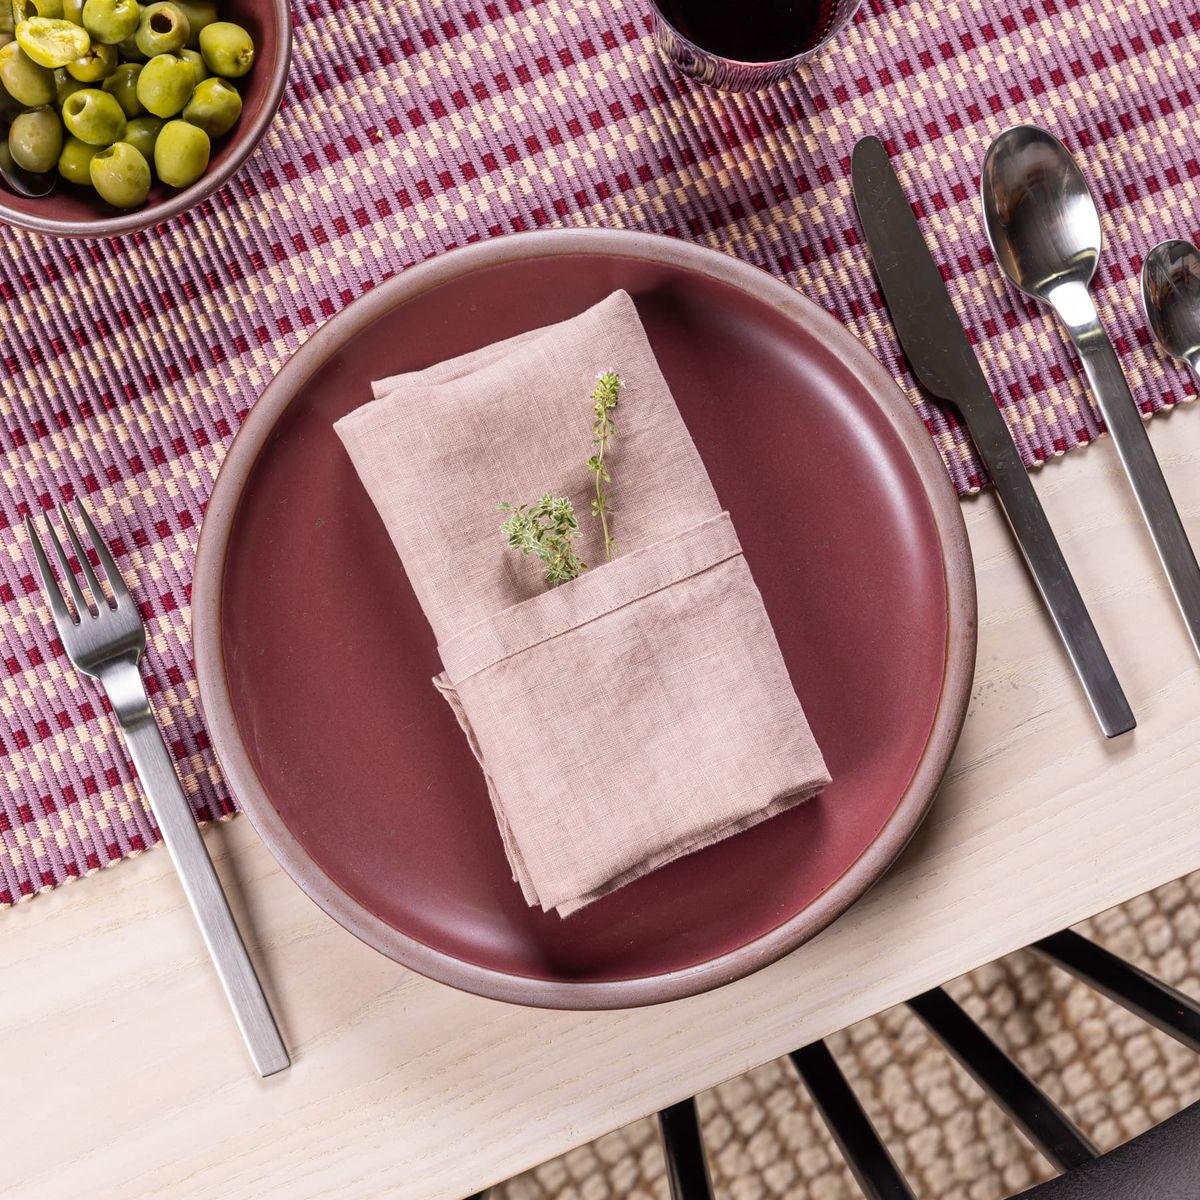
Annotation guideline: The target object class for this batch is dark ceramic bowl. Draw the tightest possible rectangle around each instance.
[0,0,290,238]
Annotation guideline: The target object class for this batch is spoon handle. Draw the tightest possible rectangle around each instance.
[1055,284,1200,657]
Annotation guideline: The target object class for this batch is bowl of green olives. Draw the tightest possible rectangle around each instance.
[0,0,289,236]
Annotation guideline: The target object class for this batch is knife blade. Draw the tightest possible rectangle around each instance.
[851,135,1134,738]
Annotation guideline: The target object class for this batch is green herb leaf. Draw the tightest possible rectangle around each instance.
[498,492,587,586]
[589,370,621,563]
[497,369,622,589]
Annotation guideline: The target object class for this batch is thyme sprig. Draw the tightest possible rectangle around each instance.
[587,370,621,562]
[499,369,622,588]
[498,495,587,587]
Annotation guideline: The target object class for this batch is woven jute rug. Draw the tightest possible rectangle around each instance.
[497,872,1200,1199]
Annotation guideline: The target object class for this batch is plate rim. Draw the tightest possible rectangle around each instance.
[193,227,977,1010]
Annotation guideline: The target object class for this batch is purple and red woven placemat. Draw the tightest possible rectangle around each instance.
[2,0,1198,906]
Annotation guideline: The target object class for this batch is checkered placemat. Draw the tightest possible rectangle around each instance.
[2,0,1197,905]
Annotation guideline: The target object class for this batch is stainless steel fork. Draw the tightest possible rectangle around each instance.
[25,500,289,1078]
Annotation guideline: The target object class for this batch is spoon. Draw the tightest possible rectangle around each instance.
[981,124,1200,659]
[0,135,55,198]
[1142,239,1200,387]
[0,146,55,197]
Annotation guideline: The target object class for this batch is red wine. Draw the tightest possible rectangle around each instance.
[656,0,839,62]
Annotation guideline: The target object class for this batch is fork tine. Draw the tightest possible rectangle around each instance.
[24,515,74,630]
[73,500,132,606]
[58,502,108,611]
[41,511,91,618]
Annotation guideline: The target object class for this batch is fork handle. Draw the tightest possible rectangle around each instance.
[110,674,290,1077]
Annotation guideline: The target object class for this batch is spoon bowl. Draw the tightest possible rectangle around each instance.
[0,110,55,199]
[1141,239,1200,377]
[981,125,1102,301]
[0,146,55,198]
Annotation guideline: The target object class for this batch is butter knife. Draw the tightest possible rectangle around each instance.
[851,135,1134,738]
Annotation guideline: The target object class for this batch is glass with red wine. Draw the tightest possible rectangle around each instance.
[650,0,862,91]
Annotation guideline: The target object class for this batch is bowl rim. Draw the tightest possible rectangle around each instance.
[192,227,978,1010]
[0,0,292,239]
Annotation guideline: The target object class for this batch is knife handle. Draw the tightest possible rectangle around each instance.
[966,396,1135,737]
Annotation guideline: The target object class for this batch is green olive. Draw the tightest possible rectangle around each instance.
[0,39,53,104]
[56,129,95,180]
[60,83,123,141]
[170,0,212,46]
[64,37,114,79]
[133,0,186,56]
[60,0,82,22]
[178,43,202,82]
[8,102,60,170]
[121,110,158,162]
[88,136,147,204]
[152,114,203,185]
[134,49,188,115]
[53,64,81,103]
[81,0,136,44]
[0,73,18,117]
[11,0,64,19]
[99,56,137,112]
[197,19,250,77]
[15,15,89,67]
[180,71,234,135]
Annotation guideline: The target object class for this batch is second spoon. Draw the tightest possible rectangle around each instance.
[1142,238,1200,388]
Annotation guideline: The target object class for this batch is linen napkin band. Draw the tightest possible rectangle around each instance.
[335,290,830,915]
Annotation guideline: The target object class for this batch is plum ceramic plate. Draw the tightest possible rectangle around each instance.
[193,228,976,1010]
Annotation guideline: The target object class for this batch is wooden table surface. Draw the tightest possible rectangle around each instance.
[7,404,1200,1200]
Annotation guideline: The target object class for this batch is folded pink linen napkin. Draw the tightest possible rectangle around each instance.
[335,290,830,916]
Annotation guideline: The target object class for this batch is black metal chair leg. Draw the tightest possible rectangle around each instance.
[790,1041,917,1200]
[658,1097,715,1200]
[907,986,1097,1171]
[1033,929,1200,1053]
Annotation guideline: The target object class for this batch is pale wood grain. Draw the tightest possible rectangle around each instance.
[6,408,1200,1200]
